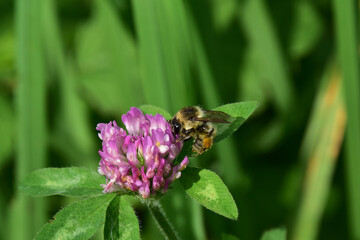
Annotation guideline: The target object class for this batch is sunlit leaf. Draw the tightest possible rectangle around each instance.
[180,167,238,220]
[19,167,105,197]
[34,194,115,240]
[213,101,258,142]
[104,196,140,240]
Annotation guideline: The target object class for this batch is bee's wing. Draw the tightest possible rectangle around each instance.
[194,110,231,123]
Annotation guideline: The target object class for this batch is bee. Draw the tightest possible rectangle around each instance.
[170,106,231,156]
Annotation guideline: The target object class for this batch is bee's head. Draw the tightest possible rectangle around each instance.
[170,118,182,135]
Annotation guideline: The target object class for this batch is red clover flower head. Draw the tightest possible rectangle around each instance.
[97,107,189,198]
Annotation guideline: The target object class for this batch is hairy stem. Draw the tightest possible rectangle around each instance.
[145,200,180,240]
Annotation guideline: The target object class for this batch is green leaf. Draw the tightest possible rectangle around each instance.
[139,104,172,120]
[213,101,258,142]
[104,196,140,240]
[260,227,287,240]
[180,167,238,220]
[19,167,105,197]
[34,194,115,240]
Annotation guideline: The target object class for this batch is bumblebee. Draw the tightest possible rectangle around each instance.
[170,106,230,156]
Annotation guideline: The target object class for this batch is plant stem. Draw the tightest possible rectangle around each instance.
[145,200,180,240]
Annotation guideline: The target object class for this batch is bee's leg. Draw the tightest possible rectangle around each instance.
[190,153,199,157]
[176,135,191,143]
[192,137,205,156]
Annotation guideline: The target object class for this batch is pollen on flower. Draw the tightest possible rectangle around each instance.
[96,107,189,198]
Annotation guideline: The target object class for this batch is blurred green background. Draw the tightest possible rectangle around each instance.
[0,0,359,239]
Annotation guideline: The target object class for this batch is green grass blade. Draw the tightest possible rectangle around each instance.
[292,66,346,240]
[332,0,360,238]
[239,0,294,151]
[152,0,195,111]
[76,0,141,116]
[186,11,220,109]
[132,0,195,112]
[185,2,245,188]
[132,0,170,111]
[41,0,96,168]
[190,200,206,240]
[12,0,47,238]
[132,1,202,237]
[0,94,14,168]
[240,0,293,114]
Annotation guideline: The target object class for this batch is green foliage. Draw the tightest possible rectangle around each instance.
[0,94,14,167]
[76,0,141,115]
[213,101,258,142]
[132,0,194,112]
[288,1,323,59]
[140,102,258,159]
[333,0,360,238]
[34,194,115,240]
[17,100,254,239]
[104,195,140,240]
[12,0,48,238]
[139,104,172,120]
[180,167,238,220]
[146,200,180,240]
[2,0,356,239]
[292,64,346,240]
[18,167,105,197]
[260,227,286,240]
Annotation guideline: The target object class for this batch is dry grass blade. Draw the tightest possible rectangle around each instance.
[292,65,346,240]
